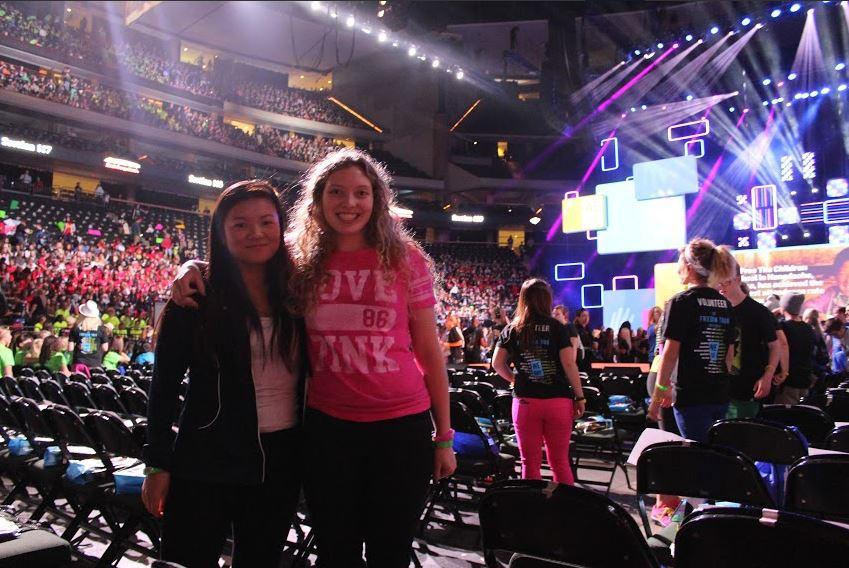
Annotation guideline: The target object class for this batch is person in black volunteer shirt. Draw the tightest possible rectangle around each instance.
[68,300,109,375]
[462,316,487,364]
[773,293,816,405]
[142,181,305,567]
[718,268,780,418]
[649,238,737,442]
[491,278,585,484]
[573,308,594,373]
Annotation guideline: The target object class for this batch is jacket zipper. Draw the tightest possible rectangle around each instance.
[198,355,222,430]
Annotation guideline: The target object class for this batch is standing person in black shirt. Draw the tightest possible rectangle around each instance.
[718,268,780,418]
[573,308,594,373]
[773,293,816,405]
[443,314,464,365]
[648,238,737,442]
[462,316,487,364]
[492,279,585,484]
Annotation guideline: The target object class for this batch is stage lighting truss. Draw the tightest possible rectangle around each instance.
[756,231,777,250]
[829,225,849,245]
[780,155,794,182]
[751,184,778,231]
[827,178,849,198]
[801,152,816,180]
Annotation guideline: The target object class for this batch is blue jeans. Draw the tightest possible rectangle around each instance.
[674,403,729,443]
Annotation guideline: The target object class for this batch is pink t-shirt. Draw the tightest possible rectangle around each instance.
[305,246,436,422]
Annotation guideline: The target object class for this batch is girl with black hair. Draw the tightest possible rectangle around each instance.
[142,180,305,567]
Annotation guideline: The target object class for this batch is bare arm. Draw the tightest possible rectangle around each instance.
[491,345,514,384]
[559,346,585,418]
[410,306,457,480]
[775,329,789,384]
[656,339,681,390]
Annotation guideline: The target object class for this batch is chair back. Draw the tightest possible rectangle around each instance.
[91,384,129,415]
[707,419,807,465]
[583,386,608,416]
[824,425,849,452]
[65,381,97,411]
[11,397,55,445]
[758,404,834,446]
[636,441,775,507]
[449,388,489,419]
[675,506,849,568]
[786,455,849,523]
[112,375,137,390]
[119,386,148,416]
[18,376,45,402]
[492,393,513,423]
[85,410,142,460]
[826,391,849,422]
[480,480,659,568]
[0,376,24,398]
[42,405,98,460]
[34,369,51,381]
[40,379,72,407]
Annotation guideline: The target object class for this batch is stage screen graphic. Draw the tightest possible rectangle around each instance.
[633,155,699,200]
[596,180,687,254]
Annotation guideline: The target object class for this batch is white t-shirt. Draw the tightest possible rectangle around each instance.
[250,317,297,433]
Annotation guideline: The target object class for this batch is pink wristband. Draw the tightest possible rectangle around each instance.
[433,428,455,443]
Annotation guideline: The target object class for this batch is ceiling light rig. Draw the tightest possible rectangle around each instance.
[310,1,469,80]
[628,2,820,61]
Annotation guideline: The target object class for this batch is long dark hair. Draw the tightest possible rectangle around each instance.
[39,335,60,368]
[206,180,299,368]
[511,278,554,347]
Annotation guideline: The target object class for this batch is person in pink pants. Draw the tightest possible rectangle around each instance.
[491,279,586,483]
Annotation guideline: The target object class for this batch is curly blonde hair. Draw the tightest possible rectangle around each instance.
[287,148,430,313]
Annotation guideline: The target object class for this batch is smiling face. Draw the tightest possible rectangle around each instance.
[319,165,374,250]
[222,197,281,267]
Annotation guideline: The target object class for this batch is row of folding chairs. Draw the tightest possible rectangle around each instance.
[0,394,157,566]
[1,375,149,424]
[480,480,849,568]
[636,420,849,538]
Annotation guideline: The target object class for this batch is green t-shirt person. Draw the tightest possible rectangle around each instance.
[0,344,14,375]
[102,351,121,371]
[44,353,67,374]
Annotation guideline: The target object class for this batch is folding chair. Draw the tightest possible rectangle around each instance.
[571,387,631,495]
[480,479,660,568]
[0,376,24,398]
[8,398,65,521]
[91,384,130,416]
[757,404,834,446]
[420,401,515,534]
[786,454,849,523]
[675,506,849,568]
[119,386,148,417]
[826,390,849,422]
[84,410,160,566]
[112,375,137,391]
[41,379,72,408]
[707,419,807,465]
[65,381,97,413]
[18,376,45,402]
[636,441,775,537]
[462,381,498,409]
[824,425,849,452]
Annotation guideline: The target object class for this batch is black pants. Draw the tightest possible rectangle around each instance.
[304,409,434,568]
[161,428,302,568]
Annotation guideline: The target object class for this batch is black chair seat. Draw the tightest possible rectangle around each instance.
[0,526,71,567]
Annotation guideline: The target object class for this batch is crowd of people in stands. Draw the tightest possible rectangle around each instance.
[0,58,345,164]
[0,2,360,127]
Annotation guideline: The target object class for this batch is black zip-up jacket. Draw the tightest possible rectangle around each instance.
[143,293,307,485]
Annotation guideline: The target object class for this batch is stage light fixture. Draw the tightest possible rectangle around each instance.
[362,27,371,34]
[803,231,811,238]
[788,72,797,80]
[346,15,355,27]
[407,46,416,57]
[790,3,801,12]
[311,1,321,11]
[741,17,752,25]
[710,26,719,34]
[455,70,464,80]
[630,107,637,112]
[641,104,647,110]
[836,62,846,71]
[391,41,398,47]
[810,90,819,97]
[762,78,772,86]
[807,8,814,13]
[657,43,664,49]
[621,113,627,118]
[686,94,694,101]
[756,231,777,249]
[378,31,387,42]
[729,106,736,112]
[781,234,789,240]
[634,49,641,56]
[821,87,831,94]
[529,216,541,225]
[329,7,337,17]
[673,43,679,48]
[432,59,440,68]
[685,34,694,41]
[771,8,782,17]
[762,100,769,106]
[839,84,848,91]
